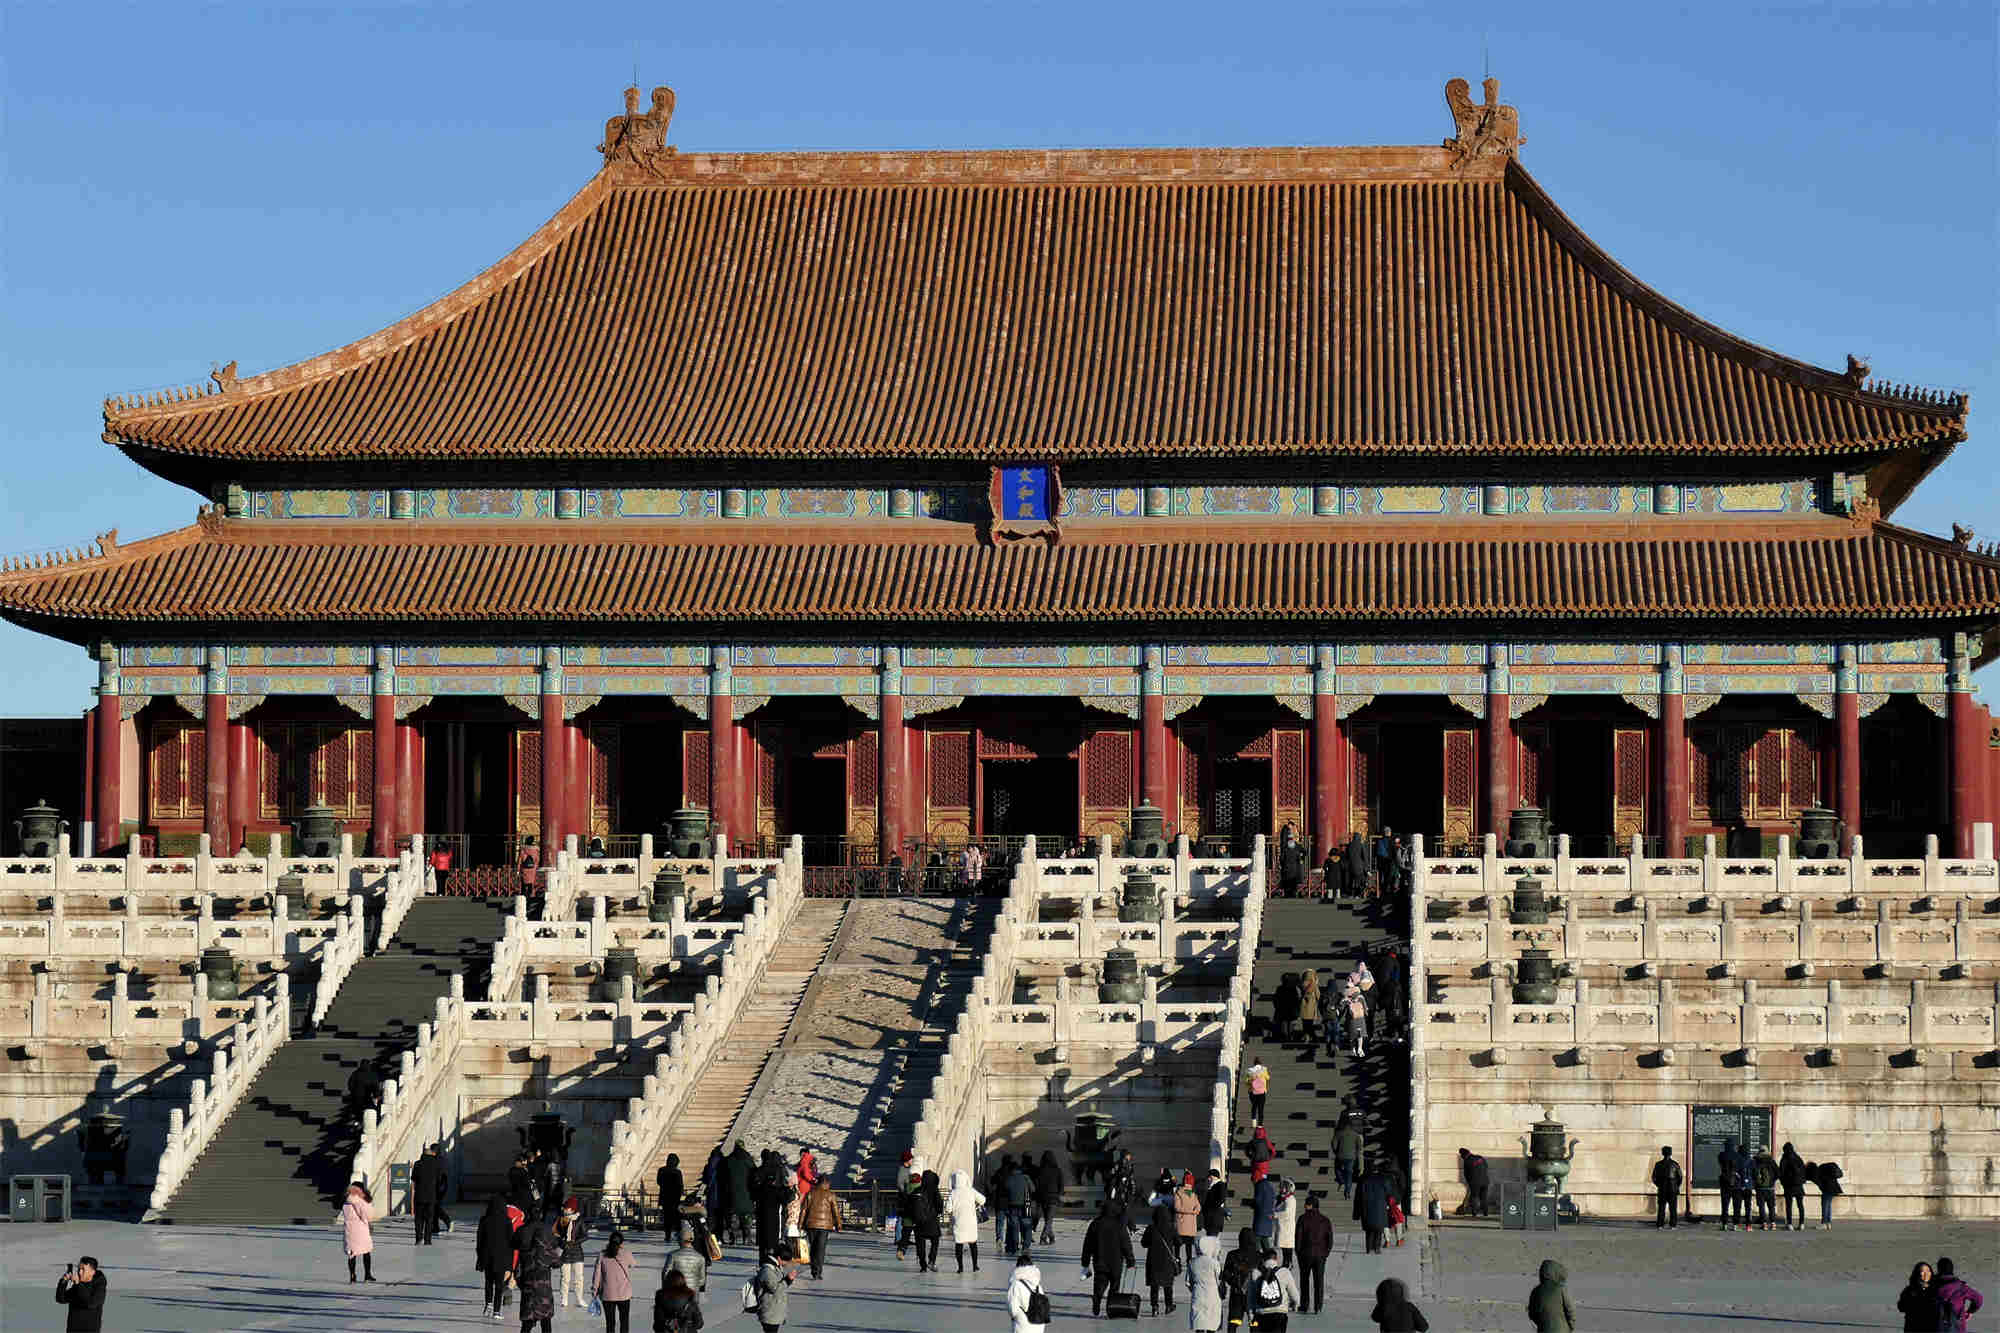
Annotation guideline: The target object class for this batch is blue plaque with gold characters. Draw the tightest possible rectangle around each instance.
[987,463,1064,543]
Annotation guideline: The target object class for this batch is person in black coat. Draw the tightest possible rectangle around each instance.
[1370,1276,1430,1331]
[1777,1142,1809,1230]
[1200,1169,1230,1236]
[1141,1201,1179,1316]
[1897,1260,1940,1332]
[54,1257,107,1333]
[507,1154,537,1213]
[1352,1161,1393,1254]
[722,1142,756,1246]
[475,1196,518,1318]
[754,1151,788,1258]
[908,1169,944,1272]
[411,1143,447,1245]
[1081,1199,1137,1318]
[656,1152,685,1238]
[1033,1149,1064,1244]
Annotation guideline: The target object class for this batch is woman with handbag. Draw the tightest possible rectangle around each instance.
[593,1230,635,1333]
[557,1198,588,1310]
[1141,1199,1179,1316]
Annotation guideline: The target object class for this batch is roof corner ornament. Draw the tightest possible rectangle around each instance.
[96,529,118,555]
[1842,354,1870,389]
[210,360,240,396]
[1951,523,1974,549]
[1847,494,1881,529]
[598,84,677,176]
[1444,75,1524,170]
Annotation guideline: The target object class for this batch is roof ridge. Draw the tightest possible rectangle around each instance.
[1504,161,1969,428]
[103,172,615,432]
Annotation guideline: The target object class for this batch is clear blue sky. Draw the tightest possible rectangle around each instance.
[1,1,1993,717]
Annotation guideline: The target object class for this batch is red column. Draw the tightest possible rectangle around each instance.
[205,690,230,850]
[80,705,95,846]
[1834,691,1861,844]
[540,692,566,861]
[1311,700,1339,854]
[92,692,120,853]
[567,721,590,852]
[1660,692,1689,856]
[1141,693,1170,813]
[1485,694,1512,837]
[397,722,422,846]
[372,694,397,856]
[1950,688,1981,858]
[708,695,734,845]
[229,721,254,853]
[880,694,906,862]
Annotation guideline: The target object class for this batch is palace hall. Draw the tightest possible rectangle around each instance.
[2,78,1993,867]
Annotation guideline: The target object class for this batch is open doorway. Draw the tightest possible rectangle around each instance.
[1377,722,1446,842]
[1209,758,1270,854]
[422,710,517,866]
[983,757,1078,843]
[617,723,683,836]
[784,753,847,841]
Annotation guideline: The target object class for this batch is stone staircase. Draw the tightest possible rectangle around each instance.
[733,898,1003,1185]
[643,900,848,1184]
[1230,898,1410,1208]
[151,898,507,1223]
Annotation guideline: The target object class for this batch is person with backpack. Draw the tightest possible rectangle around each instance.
[745,1250,793,1333]
[1809,1158,1844,1229]
[1651,1146,1683,1228]
[1527,1259,1576,1333]
[1221,1228,1262,1331]
[1248,1249,1302,1331]
[1247,1125,1277,1184]
[1007,1251,1051,1333]
[1716,1139,1748,1231]
[1751,1147,1780,1230]
[1334,1122,1364,1201]
[1777,1143,1809,1230]
[1245,1055,1270,1126]
[1933,1257,1983,1332]
[652,1268,702,1332]
[1457,1148,1491,1217]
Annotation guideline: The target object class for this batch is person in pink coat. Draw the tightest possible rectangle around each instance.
[341,1182,376,1282]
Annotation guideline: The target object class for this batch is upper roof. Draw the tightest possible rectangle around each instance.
[6,510,1997,641]
[100,82,1966,480]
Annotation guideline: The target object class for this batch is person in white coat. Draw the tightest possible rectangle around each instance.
[1005,1251,1049,1333]
[945,1169,987,1273]
[1186,1233,1223,1333]
[1273,1178,1299,1270]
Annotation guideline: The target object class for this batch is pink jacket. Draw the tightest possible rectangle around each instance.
[341,1196,373,1256]
[593,1251,634,1302]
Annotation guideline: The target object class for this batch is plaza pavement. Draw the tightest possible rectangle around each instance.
[0,1212,1986,1330]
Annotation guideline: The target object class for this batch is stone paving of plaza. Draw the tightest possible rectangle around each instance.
[2,1212,1988,1330]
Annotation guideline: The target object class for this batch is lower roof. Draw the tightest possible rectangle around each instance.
[2,514,1996,641]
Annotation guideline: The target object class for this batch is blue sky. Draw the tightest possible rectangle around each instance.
[1,0,1993,716]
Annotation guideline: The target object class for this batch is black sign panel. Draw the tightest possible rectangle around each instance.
[1690,1104,1774,1190]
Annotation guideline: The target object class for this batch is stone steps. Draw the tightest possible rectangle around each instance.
[151,898,509,1224]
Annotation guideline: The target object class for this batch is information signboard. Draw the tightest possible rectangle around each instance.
[1690,1104,1774,1190]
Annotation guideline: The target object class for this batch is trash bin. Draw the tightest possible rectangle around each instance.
[1497,1180,1528,1230]
[1526,1188,1557,1232]
[9,1176,36,1222]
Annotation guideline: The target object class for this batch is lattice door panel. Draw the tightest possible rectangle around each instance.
[512,727,541,837]
[1515,723,1554,814]
[1442,728,1476,849]
[1612,727,1648,840]
[1273,729,1306,839]
[681,729,710,810]
[1347,724,1380,839]
[1179,723,1207,840]
[148,718,204,822]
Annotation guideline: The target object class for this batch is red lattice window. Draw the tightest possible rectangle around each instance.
[591,725,619,835]
[148,718,203,821]
[1615,731,1647,809]
[1516,725,1553,811]
[1754,730,1785,817]
[1350,734,1372,809]
[850,730,879,804]
[1085,730,1133,808]
[682,730,710,808]
[1274,730,1305,807]
[929,731,971,807]
[757,731,778,806]
[517,728,542,810]
[1688,726,1712,816]
[1226,726,1274,760]
[1787,729,1820,813]
[1443,729,1476,811]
